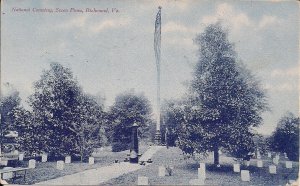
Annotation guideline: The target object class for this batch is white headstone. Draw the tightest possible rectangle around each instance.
[189,179,205,185]
[257,160,263,168]
[233,163,240,172]
[285,161,292,169]
[269,165,276,174]
[267,152,271,158]
[19,153,24,161]
[198,167,206,180]
[284,153,288,158]
[158,166,165,177]
[2,167,13,180]
[241,170,250,181]
[198,163,206,179]
[137,176,148,185]
[42,154,48,162]
[273,157,279,165]
[1,160,8,166]
[65,156,71,164]
[89,157,94,165]
[57,160,64,170]
[29,159,36,168]
[275,154,280,160]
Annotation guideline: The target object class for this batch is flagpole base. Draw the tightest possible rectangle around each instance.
[154,130,161,145]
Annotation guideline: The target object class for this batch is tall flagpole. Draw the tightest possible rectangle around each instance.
[154,6,162,144]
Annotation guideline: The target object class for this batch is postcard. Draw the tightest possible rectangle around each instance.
[0,0,299,185]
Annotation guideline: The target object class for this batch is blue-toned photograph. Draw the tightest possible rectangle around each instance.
[0,0,299,185]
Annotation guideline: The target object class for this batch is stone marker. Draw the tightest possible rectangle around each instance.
[65,156,71,164]
[257,160,263,168]
[275,154,280,160]
[158,166,165,177]
[1,160,8,166]
[269,165,276,174]
[2,167,13,180]
[29,159,36,168]
[137,176,148,185]
[241,170,250,182]
[233,163,240,172]
[285,161,292,169]
[198,163,206,179]
[273,158,279,165]
[267,152,271,158]
[19,153,24,161]
[42,154,48,162]
[57,160,64,170]
[189,179,204,185]
[89,157,94,165]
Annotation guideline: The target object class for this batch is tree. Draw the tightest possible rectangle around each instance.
[161,99,185,147]
[0,83,21,133]
[269,112,299,161]
[0,83,21,153]
[27,63,105,160]
[178,23,268,165]
[109,90,153,152]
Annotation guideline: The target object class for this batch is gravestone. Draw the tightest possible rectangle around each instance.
[19,153,24,161]
[273,158,279,165]
[1,160,8,166]
[29,159,36,168]
[241,170,250,181]
[89,157,94,165]
[2,167,13,180]
[137,176,148,185]
[65,156,71,164]
[284,153,288,159]
[275,154,280,160]
[257,160,263,168]
[269,165,276,174]
[285,161,292,169]
[233,163,240,172]
[158,166,165,177]
[57,161,64,170]
[267,152,271,158]
[198,168,206,180]
[42,154,48,162]
[189,179,204,185]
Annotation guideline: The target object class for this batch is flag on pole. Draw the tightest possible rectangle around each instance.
[154,6,161,132]
[154,6,161,69]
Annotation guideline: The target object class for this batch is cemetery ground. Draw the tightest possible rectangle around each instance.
[10,145,149,185]
[104,147,299,186]
[3,145,299,185]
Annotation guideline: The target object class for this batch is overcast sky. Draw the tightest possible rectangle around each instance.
[1,0,299,135]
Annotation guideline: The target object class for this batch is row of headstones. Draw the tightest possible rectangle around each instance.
[23,155,95,170]
[137,161,294,186]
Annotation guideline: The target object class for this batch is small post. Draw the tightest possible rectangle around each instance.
[130,123,139,163]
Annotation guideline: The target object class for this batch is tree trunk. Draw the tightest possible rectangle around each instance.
[214,146,219,165]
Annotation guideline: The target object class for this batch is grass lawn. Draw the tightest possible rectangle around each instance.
[10,145,148,185]
[103,147,299,186]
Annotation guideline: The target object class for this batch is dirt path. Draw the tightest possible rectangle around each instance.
[35,146,164,185]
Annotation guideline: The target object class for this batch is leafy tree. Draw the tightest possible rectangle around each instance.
[178,23,268,165]
[0,83,21,153]
[27,63,105,160]
[109,90,152,152]
[161,99,185,147]
[269,112,299,161]
[0,83,21,134]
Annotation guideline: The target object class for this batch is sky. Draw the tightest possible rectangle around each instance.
[1,0,299,135]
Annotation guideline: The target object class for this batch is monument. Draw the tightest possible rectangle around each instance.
[130,123,139,163]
